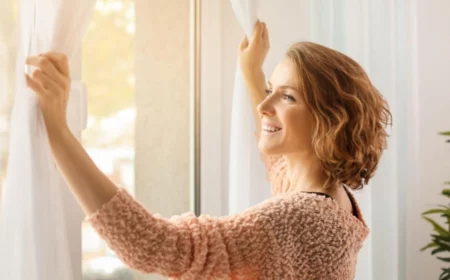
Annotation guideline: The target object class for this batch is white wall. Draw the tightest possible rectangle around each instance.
[407,1,450,279]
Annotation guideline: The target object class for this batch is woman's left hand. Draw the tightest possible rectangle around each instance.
[25,52,71,137]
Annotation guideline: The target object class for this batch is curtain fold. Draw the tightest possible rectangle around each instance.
[0,0,95,279]
[228,0,271,214]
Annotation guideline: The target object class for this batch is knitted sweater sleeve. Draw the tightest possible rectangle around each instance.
[87,188,282,279]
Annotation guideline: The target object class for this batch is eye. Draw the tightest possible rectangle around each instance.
[283,94,296,102]
[265,88,273,96]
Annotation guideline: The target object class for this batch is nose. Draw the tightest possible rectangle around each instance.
[257,95,276,117]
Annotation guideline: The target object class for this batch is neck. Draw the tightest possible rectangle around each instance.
[283,150,329,193]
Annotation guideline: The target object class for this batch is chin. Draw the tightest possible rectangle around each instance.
[258,141,284,155]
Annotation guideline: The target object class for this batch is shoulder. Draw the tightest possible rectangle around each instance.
[243,192,337,225]
[254,192,367,232]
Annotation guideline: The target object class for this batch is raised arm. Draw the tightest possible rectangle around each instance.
[239,21,286,185]
[239,20,270,138]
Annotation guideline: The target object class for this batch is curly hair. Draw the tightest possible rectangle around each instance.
[286,42,392,190]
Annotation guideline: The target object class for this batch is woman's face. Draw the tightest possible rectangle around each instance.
[257,58,315,155]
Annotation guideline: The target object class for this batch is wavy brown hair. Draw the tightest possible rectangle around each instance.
[286,42,392,190]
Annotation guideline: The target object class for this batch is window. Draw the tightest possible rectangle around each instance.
[81,0,136,279]
[1,1,193,279]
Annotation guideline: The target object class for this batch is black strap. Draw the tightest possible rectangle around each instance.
[343,188,358,218]
[302,191,358,218]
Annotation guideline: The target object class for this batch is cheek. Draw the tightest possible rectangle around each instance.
[284,108,314,144]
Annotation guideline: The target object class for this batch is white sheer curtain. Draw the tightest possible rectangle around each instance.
[228,0,417,279]
[0,0,95,279]
[0,0,18,202]
[228,0,270,214]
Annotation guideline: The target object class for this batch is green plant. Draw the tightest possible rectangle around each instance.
[421,131,450,280]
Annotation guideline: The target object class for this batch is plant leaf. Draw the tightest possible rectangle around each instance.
[433,238,450,252]
[440,268,450,280]
[423,217,450,236]
[423,209,447,215]
[433,235,450,242]
[440,272,450,280]
[432,247,448,255]
[440,271,450,280]
[443,189,450,198]
[421,242,439,251]
[437,257,450,262]
[439,131,450,136]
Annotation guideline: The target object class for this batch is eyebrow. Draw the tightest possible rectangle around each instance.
[267,81,298,91]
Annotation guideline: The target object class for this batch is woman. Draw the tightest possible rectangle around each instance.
[25,21,390,279]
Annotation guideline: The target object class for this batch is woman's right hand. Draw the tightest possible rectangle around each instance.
[239,20,270,80]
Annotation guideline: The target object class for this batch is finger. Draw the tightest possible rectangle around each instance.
[30,69,64,95]
[263,23,270,48]
[261,22,266,39]
[26,74,47,99]
[239,36,249,51]
[251,20,262,42]
[26,55,67,89]
[40,52,70,76]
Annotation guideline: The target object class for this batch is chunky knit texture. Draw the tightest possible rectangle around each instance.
[88,154,369,279]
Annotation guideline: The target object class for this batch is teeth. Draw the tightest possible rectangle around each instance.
[262,125,281,132]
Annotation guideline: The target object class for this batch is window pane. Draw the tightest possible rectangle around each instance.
[81,0,135,279]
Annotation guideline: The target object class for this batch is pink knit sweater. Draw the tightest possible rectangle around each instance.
[88,153,369,279]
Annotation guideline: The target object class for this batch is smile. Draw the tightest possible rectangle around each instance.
[262,124,282,135]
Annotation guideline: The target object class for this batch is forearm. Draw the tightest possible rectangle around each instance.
[48,127,118,216]
[243,69,266,136]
